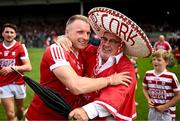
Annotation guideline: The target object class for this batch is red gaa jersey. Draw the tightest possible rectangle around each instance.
[26,44,84,120]
[81,45,137,121]
[0,41,29,86]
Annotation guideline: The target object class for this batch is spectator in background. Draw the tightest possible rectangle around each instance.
[154,35,172,53]
[154,35,175,67]
[173,38,180,64]
[143,49,180,121]
[88,32,100,46]
[0,23,32,121]
[44,31,58,48]
[174,46,180,64]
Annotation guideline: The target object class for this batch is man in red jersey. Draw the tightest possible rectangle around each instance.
[0,23,32,121]
[25,15,132,120]
[154,35,172,52]
[57,7,152,121]
[67,7,153,121]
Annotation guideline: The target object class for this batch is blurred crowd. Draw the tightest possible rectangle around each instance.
[0,19,180,50]
[0,20,66,48]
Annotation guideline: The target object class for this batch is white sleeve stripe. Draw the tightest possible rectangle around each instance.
[51,46,60,61]
[50,45,66,61]
[94,101,136,121]
[59,45,66,59]
[54,46,63,60]
[50,61,70,71]
[21,44,29,59]
[20,56,29,60]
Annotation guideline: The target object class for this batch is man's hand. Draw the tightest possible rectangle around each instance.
[69,108,89,121]
[108,72,132,87]
[0,67,14,76]
[55,35,72,51]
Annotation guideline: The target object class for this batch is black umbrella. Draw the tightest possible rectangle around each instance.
[11,67,71,119]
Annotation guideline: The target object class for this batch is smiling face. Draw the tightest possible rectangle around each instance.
[65,15,91,52]
[152,56,168,73]
[99,31,124,62]
[2,27,16,43]
[152,49,169,73]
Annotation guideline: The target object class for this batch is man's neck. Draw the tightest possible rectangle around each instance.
[71,46,79,57]
[3,40,15,47]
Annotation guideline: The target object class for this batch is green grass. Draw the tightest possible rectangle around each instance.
[0,48,180,120]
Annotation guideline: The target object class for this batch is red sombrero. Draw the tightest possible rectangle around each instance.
[88,7,153,58]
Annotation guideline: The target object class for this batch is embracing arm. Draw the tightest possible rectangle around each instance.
[69,71,136,120]
[53,65,131,95]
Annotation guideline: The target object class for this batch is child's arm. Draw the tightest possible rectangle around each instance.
[155,91,180,113]
[143,87,155,108]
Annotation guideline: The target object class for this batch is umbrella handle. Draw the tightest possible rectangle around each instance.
[10,67,24,77]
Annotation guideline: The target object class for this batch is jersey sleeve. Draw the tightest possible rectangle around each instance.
[19,44,30,60]
[49,44,70,71]
[142,72,148,87]
[171,73,180,91]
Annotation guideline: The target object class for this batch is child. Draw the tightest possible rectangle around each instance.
[142,49,180,121]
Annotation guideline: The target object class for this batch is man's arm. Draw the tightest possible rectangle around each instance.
[53,65,131,95]
[15,59,32,72]
[69,65,136,120]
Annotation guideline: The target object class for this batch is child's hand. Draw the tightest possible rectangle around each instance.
[155,105,166,113]
[148,99,155,108]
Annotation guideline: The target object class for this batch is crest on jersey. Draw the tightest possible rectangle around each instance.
[4,51,9,56]
[12,51,16,56]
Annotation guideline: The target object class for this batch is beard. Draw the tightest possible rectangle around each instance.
[4,38,14,43]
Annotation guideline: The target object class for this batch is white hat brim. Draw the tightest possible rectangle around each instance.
[88,7,153,58]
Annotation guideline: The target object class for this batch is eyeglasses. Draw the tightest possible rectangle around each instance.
[101,37,120,45]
